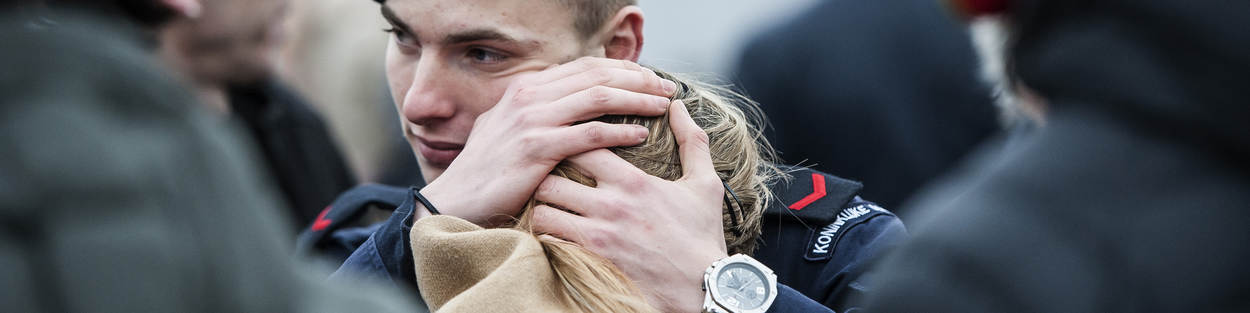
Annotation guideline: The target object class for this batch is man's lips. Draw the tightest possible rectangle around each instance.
[415,137,464,166]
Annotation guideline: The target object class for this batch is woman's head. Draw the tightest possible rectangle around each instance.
[539,68,780,254]
[513,67,782,312]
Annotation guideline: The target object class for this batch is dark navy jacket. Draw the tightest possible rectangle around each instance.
[297,167,907,313]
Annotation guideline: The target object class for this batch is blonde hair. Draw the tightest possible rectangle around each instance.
[511,68,783,312]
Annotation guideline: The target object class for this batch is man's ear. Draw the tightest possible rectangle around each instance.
[160,0,203,18]
[598,6,645,62]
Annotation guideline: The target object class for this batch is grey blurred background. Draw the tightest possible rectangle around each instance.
[639,0,819,77]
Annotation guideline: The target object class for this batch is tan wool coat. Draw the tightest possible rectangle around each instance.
[411,215,578,312]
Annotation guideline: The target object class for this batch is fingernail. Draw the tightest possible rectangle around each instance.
[662,79,677,95]
[655,96,671,110]
[635,126,650,141]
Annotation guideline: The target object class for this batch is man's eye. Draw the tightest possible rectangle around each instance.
[467,48,508,64]
[384,27,418,48]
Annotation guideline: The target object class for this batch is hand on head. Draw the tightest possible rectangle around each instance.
[416,57,677,226]
[528,99,730,313]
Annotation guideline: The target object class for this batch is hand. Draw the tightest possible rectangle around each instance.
[530,100,729,313]
[417,57,678,225]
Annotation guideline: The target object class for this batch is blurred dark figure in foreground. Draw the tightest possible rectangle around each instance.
[0,1,418,312]
[734,0,999,215]
[866,0,1250,311]
[156,0,357,228]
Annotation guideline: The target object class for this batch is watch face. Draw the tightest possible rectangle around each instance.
[714,263,770,310]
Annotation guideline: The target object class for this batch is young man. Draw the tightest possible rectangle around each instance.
[302,0,906,312]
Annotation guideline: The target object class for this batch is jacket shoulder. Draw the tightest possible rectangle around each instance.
[757,167,906,311]
[295,184,410,255]
[765,166,903,261]
[766,166,866,225]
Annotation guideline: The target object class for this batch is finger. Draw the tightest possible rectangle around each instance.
[529,204,595,244]
[534,175,600,217]
[543,66,676,101]
[669,100,717,180]
[511,66,674,110]
[525,57,646,85]
[562,149,646,185]
[542,85,671,124]
[542,122,650,159]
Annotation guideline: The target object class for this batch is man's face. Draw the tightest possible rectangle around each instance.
[382,0,591,182]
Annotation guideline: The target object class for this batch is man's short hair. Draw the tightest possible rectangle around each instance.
[370,0,634,39]
[556,0,636,39]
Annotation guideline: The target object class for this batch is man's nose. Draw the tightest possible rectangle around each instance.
[402,60,456,126]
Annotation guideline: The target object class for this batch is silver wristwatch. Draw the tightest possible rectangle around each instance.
[702,254,778,313]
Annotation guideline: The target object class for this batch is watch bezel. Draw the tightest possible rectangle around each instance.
[703,254,778,313]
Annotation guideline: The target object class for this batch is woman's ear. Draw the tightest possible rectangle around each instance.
[160,0,203,18]
[597,6,645,62]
